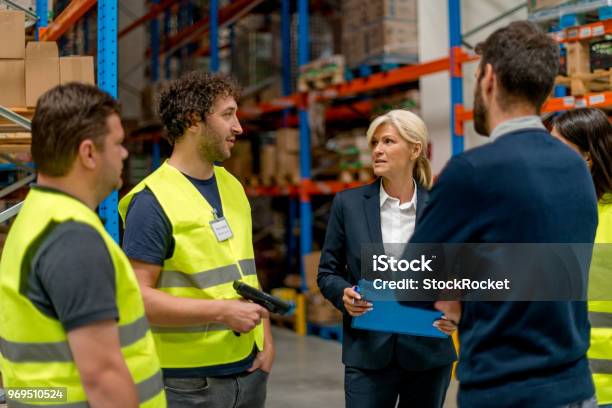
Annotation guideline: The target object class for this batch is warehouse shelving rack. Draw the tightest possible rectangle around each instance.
[0,0,120,241]
[452,0,612,138]
[216,0,612,337]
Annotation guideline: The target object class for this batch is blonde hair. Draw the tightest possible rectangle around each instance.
[366,109,433,189]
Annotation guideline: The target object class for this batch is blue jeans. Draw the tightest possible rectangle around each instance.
[164,369,268,408]
[0,387,5,404]
[598,404,612,408]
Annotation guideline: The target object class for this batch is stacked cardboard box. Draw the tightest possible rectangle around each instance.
[342,0,418,67]
[222,140,253,183]
[276,128,300,185]
[0,11,26,107]
[0,10,94,108]
[303,251,343,324]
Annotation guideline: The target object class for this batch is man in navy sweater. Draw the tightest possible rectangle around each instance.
[411,21,599,407]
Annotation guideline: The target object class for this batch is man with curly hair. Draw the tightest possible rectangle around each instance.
[119,71,274,407]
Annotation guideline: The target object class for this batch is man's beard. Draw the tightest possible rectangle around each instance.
[473,80,489,137]
[199,130,230,163]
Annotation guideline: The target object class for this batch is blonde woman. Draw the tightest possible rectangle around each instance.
[317,110,457,408]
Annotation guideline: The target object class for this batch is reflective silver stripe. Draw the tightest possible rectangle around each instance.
[157,264,241,289]
[138,370,164,403]
[7,399,89,408]
[0,316,150,363]
[5,371,163,408]
[590,358,612,374]
[238,259,257,276]
[151,323,230,333]
[0,337,72,362]
[119,315,150,347]
[589,311,612,328]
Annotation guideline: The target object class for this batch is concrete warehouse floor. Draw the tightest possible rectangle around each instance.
[267,327,459,408]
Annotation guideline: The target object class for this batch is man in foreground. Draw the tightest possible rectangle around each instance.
[0,83,165,407]
[412,21,598,407]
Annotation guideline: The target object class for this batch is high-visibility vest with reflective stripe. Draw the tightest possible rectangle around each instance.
[119,162,264,368]
[0,187,166,407]
[588,196,612,404]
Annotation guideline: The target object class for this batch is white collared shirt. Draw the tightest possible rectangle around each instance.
[380,179,418,246]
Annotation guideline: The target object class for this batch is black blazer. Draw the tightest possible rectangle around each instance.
[317,178,457,370]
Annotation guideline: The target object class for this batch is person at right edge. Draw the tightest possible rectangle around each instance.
[551,108,612,408]
[119,72,273,408]
[412,21,599,407]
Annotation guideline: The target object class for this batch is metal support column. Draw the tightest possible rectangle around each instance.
[36,0,48,39]
[297,0,311,293]
[83,11,90,54]
[449,0,464,156]
[164,8,171,79]
[97,0,120,241]
[151,0,161,170]
[281,0,296,277]
[210,0,219,72]
[151,0,160,82]
[281,0,291,126]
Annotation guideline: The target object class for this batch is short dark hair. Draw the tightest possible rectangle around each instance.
[553,108,612,202]
[475,21,559,111]
[31,83,120,177]
[158,71,241,144]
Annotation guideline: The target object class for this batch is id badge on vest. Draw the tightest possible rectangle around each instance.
[210,208,233,241]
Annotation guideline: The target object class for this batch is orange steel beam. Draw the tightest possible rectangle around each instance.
[192,43,230,57]
[239,54,477,119]
[555,19,612,43]
[118,0,181,39]
[454,91,612,132]
[330,56,451,99]
[40,0,97,41]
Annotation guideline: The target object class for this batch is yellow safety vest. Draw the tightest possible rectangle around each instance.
[0,187,165,407]
[589,194,612,404]
[119,162,264,369]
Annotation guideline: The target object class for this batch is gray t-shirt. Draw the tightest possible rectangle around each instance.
[27,220,118,332]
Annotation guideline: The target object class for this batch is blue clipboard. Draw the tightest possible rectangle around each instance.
[351,279,447,338]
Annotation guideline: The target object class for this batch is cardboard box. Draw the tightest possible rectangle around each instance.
[306,290,342,324]
[566,41,590,75]
[277,150,300,184]
[342,0,368,32]
[367,0,417,21]
[223,140,253,181]
[260,144,277,185]
[342,33,365,68]
[276,128,300,153]
[0,11,25,59]
[25,42,60,107]
[60,56,95,85]
[0,60,25,107]
[303,251,321,290]
[363,19,418,61]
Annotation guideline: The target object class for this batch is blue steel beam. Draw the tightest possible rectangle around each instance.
[151,0,160,82]
[449,0,464,156]
[298,0,311,293]
[210,0,219,72]
[36,0,48,39]
[97,0,120,242]
[164,7,171,79]
[151,0,161,170]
